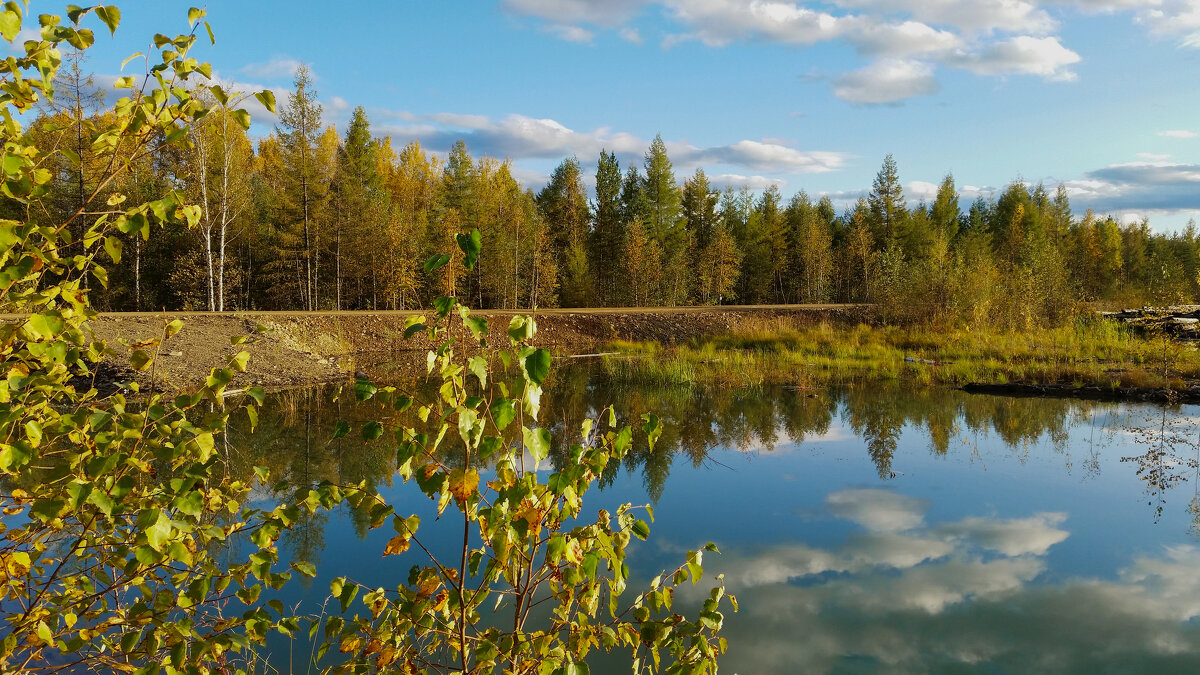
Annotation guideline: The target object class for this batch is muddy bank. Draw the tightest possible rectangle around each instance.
[961,382,1200,404]
[86,305,871,392]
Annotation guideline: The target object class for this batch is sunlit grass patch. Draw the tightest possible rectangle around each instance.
[603,315,1200,391]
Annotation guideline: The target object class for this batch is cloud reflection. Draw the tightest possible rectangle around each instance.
[687,488,1200,673]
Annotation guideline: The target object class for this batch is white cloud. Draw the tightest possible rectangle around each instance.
[1159,129,1198,139]
[850,20,963,57]
[936,512,1070,556]
[663,0,852,47]
[833,58,939,104]
[501,0,647,26]
[825,488,928,532]
[619,26,645,44]
[834,0,1058,35]
[950,35,1081,80]
[374,111,849,177]
[502,0,1200,108]
[662,489,1200,671]
[1138,152,1174,161]
[708,173,787,190]
[239,56,304,81]
[546,24,595,43]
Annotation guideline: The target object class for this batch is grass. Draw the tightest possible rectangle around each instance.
[601,315,1200,392]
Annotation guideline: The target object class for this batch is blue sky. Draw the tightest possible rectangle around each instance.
[52,0,1200,230]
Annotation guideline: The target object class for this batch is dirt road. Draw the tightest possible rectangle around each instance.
[73,304,870,391]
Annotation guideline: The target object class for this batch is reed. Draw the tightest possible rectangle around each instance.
[602,316,1200,390]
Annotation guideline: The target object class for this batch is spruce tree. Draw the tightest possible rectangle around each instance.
[593,149,623,305]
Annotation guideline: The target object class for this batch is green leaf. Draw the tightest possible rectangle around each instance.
[331,420,349,440]
[642,413,662,452]
[508,315,536,343]
[291,561,317,578]
[228,350,250,372]
[524,349,551,386]
[187,7,205,26]
[464,316,487,341]
[354,378,377,401]
[524,427,550,464]
[613,426,633,454]
[492,398,516,431]
[27,313,64,340]
[145,511,171,551]
[403,322,427,339]
[631,519,650,541]
[103,235,122,263]
[432,295,455,318]
[247,386,266,405]
[95,5,119,35]
[255,89,277,114]
[362,421,383,442]
[164,318,184,339]
[423,254,450,274]
[0,11,20,43]
[231,109,251,130]
[456,228,482,270]
[468,355,488,388]
[130,350,152,371]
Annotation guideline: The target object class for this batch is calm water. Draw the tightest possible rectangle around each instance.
[229,368,1200,673]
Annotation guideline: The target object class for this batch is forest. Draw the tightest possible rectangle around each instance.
[15,60,1200,326]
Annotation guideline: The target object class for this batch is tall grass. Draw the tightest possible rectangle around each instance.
[602,315,1200,390]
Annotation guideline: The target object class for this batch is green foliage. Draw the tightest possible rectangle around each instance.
[311,278,734,673]
[0,5,300,672]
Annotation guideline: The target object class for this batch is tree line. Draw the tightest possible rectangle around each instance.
[15,64,1200,326]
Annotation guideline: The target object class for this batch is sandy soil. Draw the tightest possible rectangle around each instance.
[80,305,871,392]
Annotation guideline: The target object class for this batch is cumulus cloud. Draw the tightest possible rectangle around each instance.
[503,0,1194,105]
[1066,161,1200,217]
[373,110,847,179]
[833,0,1058,35]
[949,35,1081,80]
[832,58,939,104]
[1159,129,1198,139]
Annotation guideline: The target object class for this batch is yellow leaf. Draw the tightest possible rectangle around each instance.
[382,535,410,557]
[448,468,479,504]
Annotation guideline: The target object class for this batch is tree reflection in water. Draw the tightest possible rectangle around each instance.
[214,363,1171,557]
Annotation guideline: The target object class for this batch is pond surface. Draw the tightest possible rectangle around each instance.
[231,367,1200,673]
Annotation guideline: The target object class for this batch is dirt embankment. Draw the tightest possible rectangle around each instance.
[86,305,871,392]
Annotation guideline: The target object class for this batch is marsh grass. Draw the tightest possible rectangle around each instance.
[603,315,1200,390]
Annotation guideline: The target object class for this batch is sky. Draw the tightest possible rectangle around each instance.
[35,0,1200,231]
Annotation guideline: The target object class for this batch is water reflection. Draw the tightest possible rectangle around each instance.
[218,367,1200,673]
[695,487,1200,674]
[224,367,1111,504]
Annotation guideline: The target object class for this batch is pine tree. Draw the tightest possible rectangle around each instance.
[868,154,907,249]
[275,66,325,310]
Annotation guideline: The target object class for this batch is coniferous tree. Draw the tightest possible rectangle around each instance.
[869,154,907,250]
[275,66,326,310]
[592,149,623,305]
[538,157,592,306]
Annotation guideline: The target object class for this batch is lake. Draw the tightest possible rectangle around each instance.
[232,367,1200,673]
